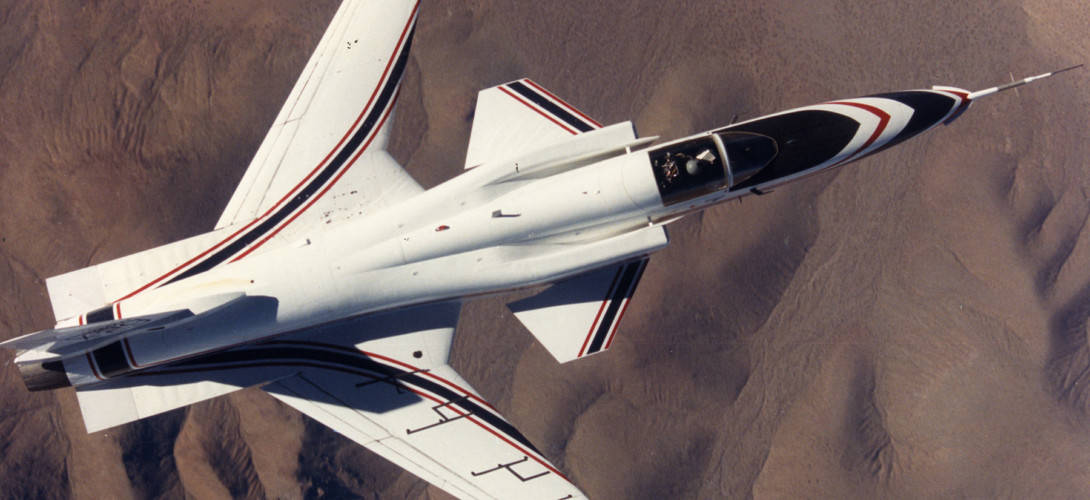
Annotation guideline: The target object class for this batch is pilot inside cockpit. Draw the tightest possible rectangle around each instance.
[648,136,730,204]
[685,149,716,175]
[656,148,718,189]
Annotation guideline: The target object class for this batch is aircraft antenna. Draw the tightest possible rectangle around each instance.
[968,64,1083,100]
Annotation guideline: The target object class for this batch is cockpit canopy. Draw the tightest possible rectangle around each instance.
[649,131,778,205]
[717,132,778,186]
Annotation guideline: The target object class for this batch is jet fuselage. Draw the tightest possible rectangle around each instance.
[34,86,975,389]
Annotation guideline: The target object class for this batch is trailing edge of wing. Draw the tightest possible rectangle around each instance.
[75,362,291,433]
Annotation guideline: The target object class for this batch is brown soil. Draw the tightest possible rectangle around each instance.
[1,1,1088,498]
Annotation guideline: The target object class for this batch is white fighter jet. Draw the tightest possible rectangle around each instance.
[1,1,1079,499]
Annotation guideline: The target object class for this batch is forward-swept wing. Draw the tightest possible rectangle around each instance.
[66,302,586,499]
[44,1,426,324]
[215,0,424,233]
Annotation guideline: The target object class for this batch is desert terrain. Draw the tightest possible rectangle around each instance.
[2,0,1090,498]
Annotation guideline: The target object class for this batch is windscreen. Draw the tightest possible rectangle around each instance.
[716,132,778,186]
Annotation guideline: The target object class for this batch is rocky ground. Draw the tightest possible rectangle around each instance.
[1,0,1089,498]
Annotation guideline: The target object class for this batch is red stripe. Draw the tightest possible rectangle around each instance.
[362,349,500,413]
[114,302,122,319]
[463,415,567,480]
[497,86,578,135]
[245,2,419,226]
[115,215,267,302]
[578,299,610,357]
[86,353,104,381]
[122,337,138,368]
[114,2,420,302]
[830,101,891,163]
[392,379,567,479]
[284,344,562,477]
[943,90,971,124]
[734,100,895,197]
[602,260,646,350]
[230,86,401,262]
[602,297,631,350]
[112,324,497,417]
[356,353,567,480]
[521,78,602,128]
[78,315,85,326]
[578,267,625,357]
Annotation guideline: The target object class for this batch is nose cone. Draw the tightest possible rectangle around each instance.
[868,88,968,147]
[717,87,970,191]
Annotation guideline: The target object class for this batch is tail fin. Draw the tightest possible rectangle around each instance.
[0,309,191,356]
[2,309,191,391]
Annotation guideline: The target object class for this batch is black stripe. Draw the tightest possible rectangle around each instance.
[587,260,644,354]
[160,341,541,454]
[86,305,115,324]
[506,81,594,133]
[724,109,860,190]
[867,91,956,154]
[165,27,416,286]
[92,341,131,378]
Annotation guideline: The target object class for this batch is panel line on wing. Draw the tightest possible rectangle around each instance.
[142,340,568,477]
[229,0,359,220]
[293,372,387,439]
[470,455,549,482]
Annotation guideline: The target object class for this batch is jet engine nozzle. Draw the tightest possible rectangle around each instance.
[16,358,70,391]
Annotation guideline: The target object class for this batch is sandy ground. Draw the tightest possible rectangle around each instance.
[2,0,1089,498]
